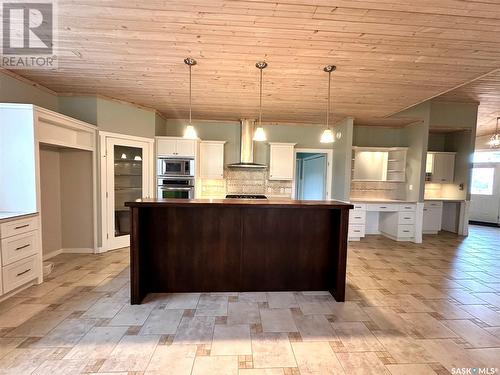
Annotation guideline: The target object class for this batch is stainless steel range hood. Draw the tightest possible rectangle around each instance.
[227,119,267,169]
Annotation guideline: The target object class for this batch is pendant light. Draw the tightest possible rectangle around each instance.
[320,65,336,143]
[254,61,267,142]
[487,117,500,148]
[183,57,198,139]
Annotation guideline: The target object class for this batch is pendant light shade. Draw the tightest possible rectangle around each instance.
[487,117,500,148]
[320,65,336,144]
[254,61,267,142]
[183,57,198,140]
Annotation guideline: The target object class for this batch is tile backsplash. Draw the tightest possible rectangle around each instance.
[225,168,293,197]
[350,181,406,201]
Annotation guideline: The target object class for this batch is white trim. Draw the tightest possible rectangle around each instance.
[293,148,333,200]
[62,247,95,254]
[100,130,155,143]
[42,249,63,260]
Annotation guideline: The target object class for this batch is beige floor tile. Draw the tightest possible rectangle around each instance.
[64,326,128,360]
[93,276,129,293]
[195,294,228,316]
[332,322,384,352]
[0,337,25,360]
[239,292,268,303]
[260,308,298,333]
[227,302,260,325]
[298,301,335,315]
[139,308,184,335]
[162,293,201,309]
[17,282,60,298]
[99,334,160,372]
[292,341,345,374]
[442,319,500,348]
[373,332,434,363]
[459,305,500,326]
[336,352,390,375]
[0,303,49,328]
[55,291,105,312]
[211,324,252,355]
[466,347,500,366]
[0,296,27,314]
[108,302,156,326]
[239,370,285,375]
[191,355,238,375]
[267,292,298,309]
[173,316,215,344]
[145,344,196,375]
[422,300,474,319]
[294,314,337,341]
[252,333,297,368]
[82,297,126,319]
[34,318,97,347]
[329,301,371,321]
[31,359,89,375]
[399,313,458,338]
[5,309,72,337]
[0,348,57,374]
[474,293,500,308]
[385,364,438,375]
[445,289,489,305]
[362,307,411,333]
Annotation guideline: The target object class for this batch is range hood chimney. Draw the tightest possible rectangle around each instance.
[227,119,267,168]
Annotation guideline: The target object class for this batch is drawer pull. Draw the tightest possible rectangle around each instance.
[380,206,387,208]
[354,216,362,219]
[16,268,31,277]
[353,230,360,233]
[403,230,410,233]
[404,217,411,220]
[14,224,30,230]
[15,244,30,251]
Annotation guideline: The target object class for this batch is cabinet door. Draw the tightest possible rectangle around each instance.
[176,139,196,157]
[432,153,455,183]
[269,144,295,180]
[157,139,177,156]
[423,207,442,232]
[200,142,224,179]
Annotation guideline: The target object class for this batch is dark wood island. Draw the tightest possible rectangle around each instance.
[125,198,353,304]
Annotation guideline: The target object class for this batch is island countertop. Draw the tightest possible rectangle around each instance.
[126,198,353,209]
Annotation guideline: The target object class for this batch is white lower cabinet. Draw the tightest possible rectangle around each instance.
[0,215,41,298]
[349,202,417,242]
[423,201,443,234]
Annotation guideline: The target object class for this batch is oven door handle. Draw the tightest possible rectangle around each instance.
[161,187,193,191]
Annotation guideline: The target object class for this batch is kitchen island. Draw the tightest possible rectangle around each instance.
[125,198,353,304]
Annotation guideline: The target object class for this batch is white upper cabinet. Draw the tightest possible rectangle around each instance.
[199,141,225,179]
[352,147,407,182]
[156,137,196,157]
[426,152,455,183]
[269,143,296,181]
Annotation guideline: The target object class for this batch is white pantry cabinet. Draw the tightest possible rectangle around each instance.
[199,141,225,179]
[269,143,296,181]
[426,152,455,183]
[423,201,443,234]
[157,137,197,157]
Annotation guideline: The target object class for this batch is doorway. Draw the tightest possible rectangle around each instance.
[100,132,154,251]
[293,149,333,200]
[470,163,500,225]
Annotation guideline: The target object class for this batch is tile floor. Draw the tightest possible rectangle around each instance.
[0,225,499,374]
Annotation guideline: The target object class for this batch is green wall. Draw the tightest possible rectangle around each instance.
[58,96,98,125]
[0,72,58,110]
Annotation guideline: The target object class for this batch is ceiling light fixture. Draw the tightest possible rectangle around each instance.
[254,61,267,142]
[320,65,336,143]
[183,57,198,140]
[488,117,500,148]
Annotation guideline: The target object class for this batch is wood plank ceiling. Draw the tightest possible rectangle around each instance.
[10,0,500,128]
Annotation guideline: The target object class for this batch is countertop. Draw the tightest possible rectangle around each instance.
[350,198,417,204]
[425,198,466,202]
[0,211,38,222]
[125,198,353,209]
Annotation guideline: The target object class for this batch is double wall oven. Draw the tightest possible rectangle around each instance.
[157,158,195,199]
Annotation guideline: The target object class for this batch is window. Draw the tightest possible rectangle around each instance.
[473,151,500,163]
[471,168,495,195]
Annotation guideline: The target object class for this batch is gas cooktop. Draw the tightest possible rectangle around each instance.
[225,194,268,199]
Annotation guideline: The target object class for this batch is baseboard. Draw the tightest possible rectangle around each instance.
[43,249,63,260]
[469,220,499,228]
[62,247,95,254]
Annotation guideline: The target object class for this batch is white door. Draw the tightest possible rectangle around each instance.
[470,164,500,224]
[302,154,327,200]
[104,136,153,250]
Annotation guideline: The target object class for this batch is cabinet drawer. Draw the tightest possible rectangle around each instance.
[0,216,38,239]
[366,203,398,212]
[348,225,365,237]
[1,232,38,266]
[397,225,415,238]
[2,255,38,294]
[424,201,443,209]
[349,210,366,224]
[398,212,415,225]
[399,204,416,212]
[351,203,366,211]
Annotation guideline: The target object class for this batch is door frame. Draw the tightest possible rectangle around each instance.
[292,148,333,200]
[470,162,500,225]
[99,131,154,252]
